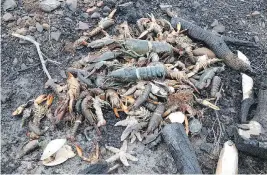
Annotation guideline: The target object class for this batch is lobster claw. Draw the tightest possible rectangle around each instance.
[46,94,54,107]
[34,94,47,105]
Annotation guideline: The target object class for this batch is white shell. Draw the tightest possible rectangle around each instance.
[237,51,254,100]
[41,139,66,160]
[168,111,185,123]
[238,121,262,140]
[43,145,76,166]
[216,140,238,175]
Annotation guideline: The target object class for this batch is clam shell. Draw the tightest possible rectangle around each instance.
[41,139,66,160]
[168,112,185,123]
[43,145,76,166]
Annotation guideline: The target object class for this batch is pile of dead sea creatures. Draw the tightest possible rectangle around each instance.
[12,7,267,174]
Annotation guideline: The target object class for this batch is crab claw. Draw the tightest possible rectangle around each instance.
[46,94,54,107]
[67,72,75,79]
[34,94,47,105]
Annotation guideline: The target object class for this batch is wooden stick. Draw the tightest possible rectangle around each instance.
[12,33,52,79]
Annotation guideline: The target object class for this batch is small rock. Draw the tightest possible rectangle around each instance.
[64,17,72,22]
[102,6,111,13]
[254,36,259,43]
[83,0,89,3]
[39,0,61,12]
[159,4,172,10]
[59,70,67,78]
[96,1,103,7]
[29,26,37,32]
[42,23,50,30]
[211,19,218,27]
[3,0,17,11]
[51,26,57,31]
[20,63,27,70]
[251,11,260,16]
[12,58,18,65]
[28,58,34,63]
[102,12,109,17]
[16,18,22,25]
[7,22,15,27]
[86,6,97,14]
[87,0,95,7]
[16,28,27,35]
[213,24,225,33]
[91,12,100,19]
[193,47,216,58]
[55,10,64,15]
[262,22,265,28]
[3,13,14,22]
[81,13,89,19]
[66,0,77,12]
[36,22,43,32]
[51,31,61,41]
[77,21,89,30]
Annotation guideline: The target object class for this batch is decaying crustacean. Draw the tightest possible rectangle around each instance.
[190,66,225,90]
[106,89,122,117]
[146,103,165,134]
[67,72,80,114]
[93,96,106,127]
[138,14,163,39]
[210,76,222,98]
[132,83,152,109]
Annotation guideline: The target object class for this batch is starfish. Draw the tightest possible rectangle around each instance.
[105,140,138,166]
[115,117,147,143]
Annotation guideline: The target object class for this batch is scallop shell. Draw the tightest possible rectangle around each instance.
[43,145,76,166]
[41,139,66,160]
[168,111,185,123]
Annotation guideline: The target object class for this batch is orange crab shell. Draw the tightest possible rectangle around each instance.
[46,94,54,107]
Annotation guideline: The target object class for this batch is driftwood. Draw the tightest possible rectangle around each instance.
[162,123,202,174]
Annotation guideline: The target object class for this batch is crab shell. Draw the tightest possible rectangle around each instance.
[41,139,66,161]
[42,145,76,166]
[237,50,253,100]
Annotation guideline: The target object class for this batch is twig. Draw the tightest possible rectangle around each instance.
[12,33,52,79]
[42,53,62,65]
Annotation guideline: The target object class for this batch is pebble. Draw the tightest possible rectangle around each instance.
[87,0,95,7]
[77,21,89,30]
[20,63,27,70]
[29,26,37,32]
[86,6,98,14]
[7,22,15,27]
[66,0,77,12]
[102,6,111,13]
[36,22,43,32]
[59,70,67,78]
[213,24,225,33]
[51,31,61,41]
[39,0,61,12]
[3,0,17,11]
[251,11,260,16]
[12,58,18,65]
[253,36,259,43]
[16,28,27,35]
[42,23,50,30]
[102,12,109,17]
[210,19,218,27]
[81,13,89,19]
[2,13,14,22]
[96,1,103,7]
[16,18,22,25]
[91,12,100,19]
[51,26,57,31]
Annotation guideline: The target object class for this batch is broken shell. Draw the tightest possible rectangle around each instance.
[237,50,253,100]
[43,145,76,166]
[150,83,168,98]
[41,139,66,160]
[168,111,185,123]
[216,140,238,175]
[238,121,262,140]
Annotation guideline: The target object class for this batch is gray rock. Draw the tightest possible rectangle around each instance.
[42,23,50,30]
[36,22,43,32]
[102,12,109,17]
[20,63,27,70]
[12,58,18,65]
[102,6,111,13]
[39,0,61,12]
[66,0,77,12]
[2,13,14,22]
[251,11,260,16]
[51,26,57,31]
[29,26,37,32]
[91,12,100,19]
[77,21,89,30]
[16,28,27,35]
[51,31,61,41]
[254,36,259,43]
[80,13,89,19]
[213,24,225,33]
[3,0,17,11]
[211,19,218,27]
[16,18,22,25]
[7,22,15,27]
[59,70,67,78]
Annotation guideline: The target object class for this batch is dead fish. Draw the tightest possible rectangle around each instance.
[216,140,238,175]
